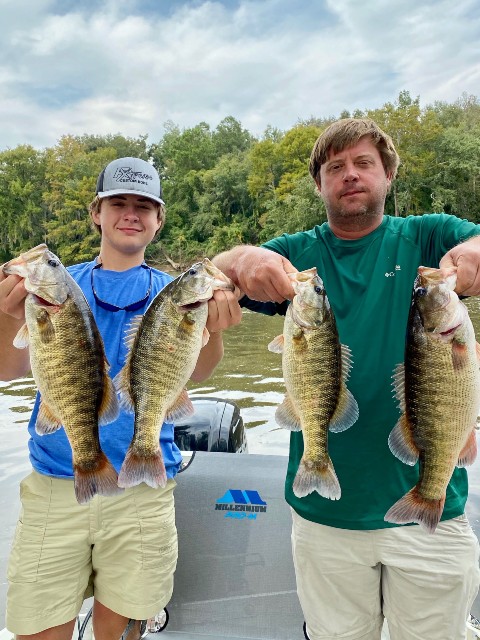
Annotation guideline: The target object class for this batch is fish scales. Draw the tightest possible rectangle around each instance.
[385,265,480,532]
[284,315,342,464]
[129,294,207,456]
[115,258,234,489]
[405,314,478,499]
[2,244,120,504]
[29,296,107,462]
[268,268,359,500]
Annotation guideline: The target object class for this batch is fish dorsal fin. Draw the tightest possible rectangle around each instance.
[268,334,285,354]
[98,370,120,426]
[392,363,406,411]
[476,342,480,364]
[124,314,143,351]
[388,413,419,465]
[275,394,302,431]
[113,365,134,414]
[165,389,194,422]
[13,324,30,349]
[340,344,353,381]
[457,428,477,467]
[329,384,359,433]
[35,400,62,435]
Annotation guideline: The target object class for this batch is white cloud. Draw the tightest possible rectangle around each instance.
[0,0,479,149]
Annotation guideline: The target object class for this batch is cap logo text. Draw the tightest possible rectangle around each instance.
[113,166,153,187]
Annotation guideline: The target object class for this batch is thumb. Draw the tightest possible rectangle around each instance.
[439,249,455,269]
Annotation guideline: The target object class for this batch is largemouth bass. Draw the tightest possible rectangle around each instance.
[268,268,359,499]
[114,258,234,489]
[2,244,121,504]
[385,266,480,533]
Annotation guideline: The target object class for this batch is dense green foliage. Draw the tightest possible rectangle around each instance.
[1,93,479,267]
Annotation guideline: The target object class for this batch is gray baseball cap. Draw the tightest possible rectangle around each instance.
[96,157,164,205]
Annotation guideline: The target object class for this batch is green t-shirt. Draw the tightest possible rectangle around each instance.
[256,213,480,530]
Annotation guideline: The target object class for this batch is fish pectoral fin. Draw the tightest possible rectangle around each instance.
[267,334,285,354]
[388,414,419,465]
[275,394,302,431]
[202,327,210,347]
[13,323,30,349]
[112,365,134,414]
[166,388,194,422]
[36,313,55,343]
[98,374,120,426]
[35,400,62,435]
[457,428,478,467]
[328,384,359,433]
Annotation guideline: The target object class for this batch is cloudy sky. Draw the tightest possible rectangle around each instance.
[1,0,479,149]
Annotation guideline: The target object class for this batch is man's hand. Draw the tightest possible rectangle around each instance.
[206,287,243,334]
[214,246,297,303]
[439,236,480,296]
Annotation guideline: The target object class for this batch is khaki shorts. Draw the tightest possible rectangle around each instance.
[7,470,177,635]
[291,509,480,640]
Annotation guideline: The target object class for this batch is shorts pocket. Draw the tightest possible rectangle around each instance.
[8,473,51,583]
[139,507,178,571]
[7,520,46,583]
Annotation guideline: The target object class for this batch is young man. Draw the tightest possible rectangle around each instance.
[213,119,480,640]
[0,157,241,640]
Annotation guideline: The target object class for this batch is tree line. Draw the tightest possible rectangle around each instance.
[1,90,479,267]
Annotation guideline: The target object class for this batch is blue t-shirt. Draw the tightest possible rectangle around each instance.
[27,260,183,479]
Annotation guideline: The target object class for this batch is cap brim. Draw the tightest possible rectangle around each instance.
[98,188,164,205]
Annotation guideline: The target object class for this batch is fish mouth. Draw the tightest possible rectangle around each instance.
[32,293,60,307]
[438,323,461,337]
[178,301,208,312]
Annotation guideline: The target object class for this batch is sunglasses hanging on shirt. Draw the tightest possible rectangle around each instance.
[90,263,153,312]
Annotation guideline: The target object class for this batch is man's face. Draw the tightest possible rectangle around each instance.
[317,136,392,227]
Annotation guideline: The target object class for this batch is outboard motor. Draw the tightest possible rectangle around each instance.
[174,397,247,453]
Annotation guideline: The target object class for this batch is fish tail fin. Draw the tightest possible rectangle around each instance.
[74,453,123,504]
[117,447,167,489]
[293,457,341,500]
[384,487,445,534]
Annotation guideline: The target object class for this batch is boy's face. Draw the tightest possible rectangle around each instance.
[92,194,162,257]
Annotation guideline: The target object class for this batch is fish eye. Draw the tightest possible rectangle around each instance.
[188,268,197,276]
[314,285,323,295]
[48,259,59,267]
[416,287,427,297]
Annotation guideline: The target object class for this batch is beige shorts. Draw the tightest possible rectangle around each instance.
[291,509,480,640]
[7,470,177,635]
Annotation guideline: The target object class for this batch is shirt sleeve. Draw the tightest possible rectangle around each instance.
[420,213,480,265]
